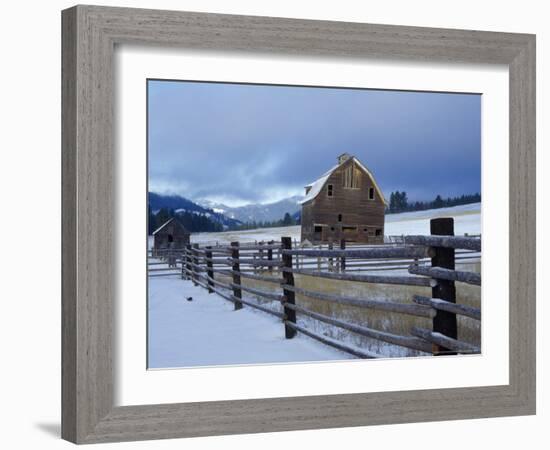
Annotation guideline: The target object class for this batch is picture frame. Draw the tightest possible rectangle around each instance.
[61,4,535,444]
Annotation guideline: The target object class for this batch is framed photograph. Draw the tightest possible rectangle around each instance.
[62,5,536,444]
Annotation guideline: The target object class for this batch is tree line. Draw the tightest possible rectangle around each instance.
[387,192,481,214]
[149,207,302,234]
[148,207,224,234]
[233,212,300,231]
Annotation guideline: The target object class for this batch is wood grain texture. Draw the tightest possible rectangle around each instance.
[61,4,536,444]
[301,157,386,243]
[61,7,77,442]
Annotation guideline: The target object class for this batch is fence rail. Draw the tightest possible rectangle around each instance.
[284,267,436,287]
[149,247,479,275]
[408,264,482,286]
[148,218,481,358]
[282,284,435,318]
[412,295,481,321]
[404,235,481,252]
[281,246,433,259]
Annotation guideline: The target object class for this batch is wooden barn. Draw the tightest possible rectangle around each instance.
[152,218,190,252]
[300,153,387,244]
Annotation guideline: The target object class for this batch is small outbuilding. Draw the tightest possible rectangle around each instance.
[300,153,387,244]
[152,218,190,253]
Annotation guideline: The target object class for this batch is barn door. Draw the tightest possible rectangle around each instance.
[314,225,323,241]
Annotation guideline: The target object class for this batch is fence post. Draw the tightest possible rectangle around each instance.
[328,241,334,272]
[205,246,214,293]
[181,247,187,280]
[430,218,457,355]
[267,240,274,273]
[281,237,297,338]
[230,241,243,310]
[294,238,299,270]
[168,247,175,268]
[340,239,346,273]
[184,244,192,281]
[259,241,264,272]
[192,243,199,286]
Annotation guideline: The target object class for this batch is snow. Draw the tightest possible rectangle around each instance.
[385,202,481,236]
[152,217,175,235]
[148,202,481,367]
[299,157,387,205]
[191,225,302,246]
[148,277,353,368]
[146,203,481,248]
[187,202,481,246]
[387,202,480,220]
[174,208,211,218]
[299,164,338,204]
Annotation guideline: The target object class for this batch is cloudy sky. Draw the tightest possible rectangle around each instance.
[148,80,481,207]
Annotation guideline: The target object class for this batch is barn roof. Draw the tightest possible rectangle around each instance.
[299,156,387,205]
[301,164,338,204]
[152,218,189,235]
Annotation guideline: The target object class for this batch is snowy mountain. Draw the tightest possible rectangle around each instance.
[148,192,242,229]
[199,196,304,223]
[149,192,304,228]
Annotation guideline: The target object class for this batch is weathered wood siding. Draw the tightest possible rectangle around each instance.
[153,221,190,250]
[301,159,385,243]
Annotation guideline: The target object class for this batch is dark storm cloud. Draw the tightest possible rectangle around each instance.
[148,80,481,206]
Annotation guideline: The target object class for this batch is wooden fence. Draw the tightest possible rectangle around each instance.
[148,242,480,276]
[149,218,481,358]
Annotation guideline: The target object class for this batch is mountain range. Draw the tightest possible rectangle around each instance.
[148,192,304,227]
[148,192,242,229]
[198,195,304,223]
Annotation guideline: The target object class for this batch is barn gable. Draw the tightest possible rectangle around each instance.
[152,217,189,236]
[300,155,387,206]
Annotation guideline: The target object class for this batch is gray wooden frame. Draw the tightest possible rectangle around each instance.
[62,5,536,444]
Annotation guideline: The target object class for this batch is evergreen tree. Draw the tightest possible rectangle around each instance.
[386,191,480,215]
[433,194,444,208]
[282,212,293,226]
[148,205,157,235]
[388,191,409,213]
[389,192,396,212]
[155,208,173,228]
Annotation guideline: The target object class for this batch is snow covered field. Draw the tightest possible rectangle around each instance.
[189,203,481,246]
[385,202,481,236]
[148,277,352,368]
[148,203,481,368]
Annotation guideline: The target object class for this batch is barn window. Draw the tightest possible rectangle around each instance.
[168,234,174,243]
[343,163,360,189]
[327,184,333,197]
[330,227,335,231]
[375,229,382,236]
[369,187,375,200]
[338,214,342,222]
[314,226,323,233]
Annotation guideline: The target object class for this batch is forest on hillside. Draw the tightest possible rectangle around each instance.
[386,192,481,214]
[149,207,225,235]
